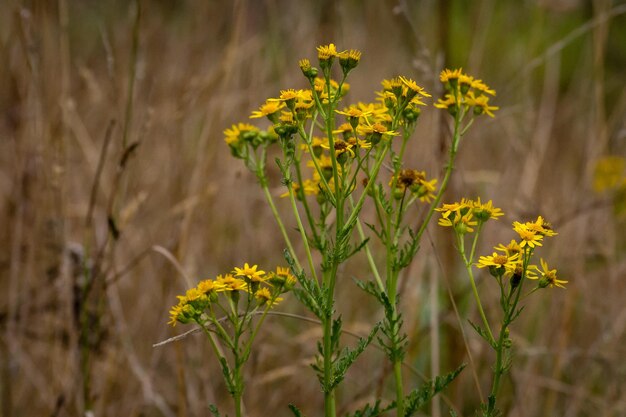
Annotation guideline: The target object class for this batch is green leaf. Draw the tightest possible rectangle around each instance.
[218,357,235,395]
[364,222,385,242]
[344,399,395,417]
[345,237,370,259]
[402,364,466,417]
[288,404,306,417]
[353,279,385,305]
[377,185,392,215]
[331,316,343,353]
[468,319,496,348]
[284,249,327,318]
[208,404,222,417]
[329,323,380,390]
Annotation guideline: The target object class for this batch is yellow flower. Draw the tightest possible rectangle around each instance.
[471,78,496,96]
[223,123,259,145]
[524,216,557,237]
[254,287,283,307]
[438,211,477,234]
[233,263,267,283]
[299,58,311,72]
[215,274,248,292]
[317,43,337,60]
[250,100,285,120]
[398,76,431,100]
[390,169,438,202]
[197,279,224,295]
[434,94,456,110]
[274,266,297,288]
[168,299,198,327]
[495,240,523,257]
[472,198,504,221]
[338,49,361,73]
[440,68,464,83]
[356,122,399,144]
[320,138,356,160]
[465,92,498,117]
[168,303,185,327]
[512,221,543,248]
[531,258,567,289]
[477,251,520,270]
[335,106,372,119]
[436,198,473,219]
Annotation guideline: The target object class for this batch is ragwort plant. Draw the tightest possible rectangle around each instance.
[437,202,566,416]
[168,44,500,417]
[224,44,498,417]
[168,264,296,416]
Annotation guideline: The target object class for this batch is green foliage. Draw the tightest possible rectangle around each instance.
[208,404,223,417]
[468,320,496,349]
[219,357,235,395]
[344,400,395,417]
[400,364,466,417]
[288,404,306,417]
[328,323,380,391]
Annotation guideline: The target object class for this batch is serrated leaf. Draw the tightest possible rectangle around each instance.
[329,323,380,390]
[402,364,466,417]
[331,316,343,353]
[468,319,496,348]
[346,237,370,259]
[344,399,393,417]
[364,222,385,242]
[208,404,222,417]
[218,357,235,394]
[288,403,306,417]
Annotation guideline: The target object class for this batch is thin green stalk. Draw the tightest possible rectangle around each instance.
[488,249,531,409]
[387,267,405,417]
[354,214,385,291]
[323,311,336,417]
[414,110,464,244]
[294,152,320,244]
[260,180,302,271]
[468,222,485,263]
[393,360,405,417]
[343,143,391,232]
[458,236,495,345]
[287,185,319,284]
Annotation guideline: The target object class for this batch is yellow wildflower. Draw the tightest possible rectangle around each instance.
[531,259,567,289]
[512,221,543,248]
[317,43,337,60]
[250,100,285,120]
[472,198,504,221]
[233,263,267,283]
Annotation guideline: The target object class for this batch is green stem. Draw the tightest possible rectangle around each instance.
[287,186,320,284]
[414,111,463,244]
[233,389,243,417]
[393,359,405,417]
[343,143,391,232]
[323,312,336,417]
[488,248,531,412]
[258,163,302,272]
[459,235,495,345]
[354,214,385,292]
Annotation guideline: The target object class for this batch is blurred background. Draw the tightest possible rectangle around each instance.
[1,0,625,416]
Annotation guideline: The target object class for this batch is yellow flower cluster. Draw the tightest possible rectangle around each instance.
[389,169,438,202]
[475,217,566,289]
[435,68,498,117]
[168,264,296,326]
[436,197,503,233]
